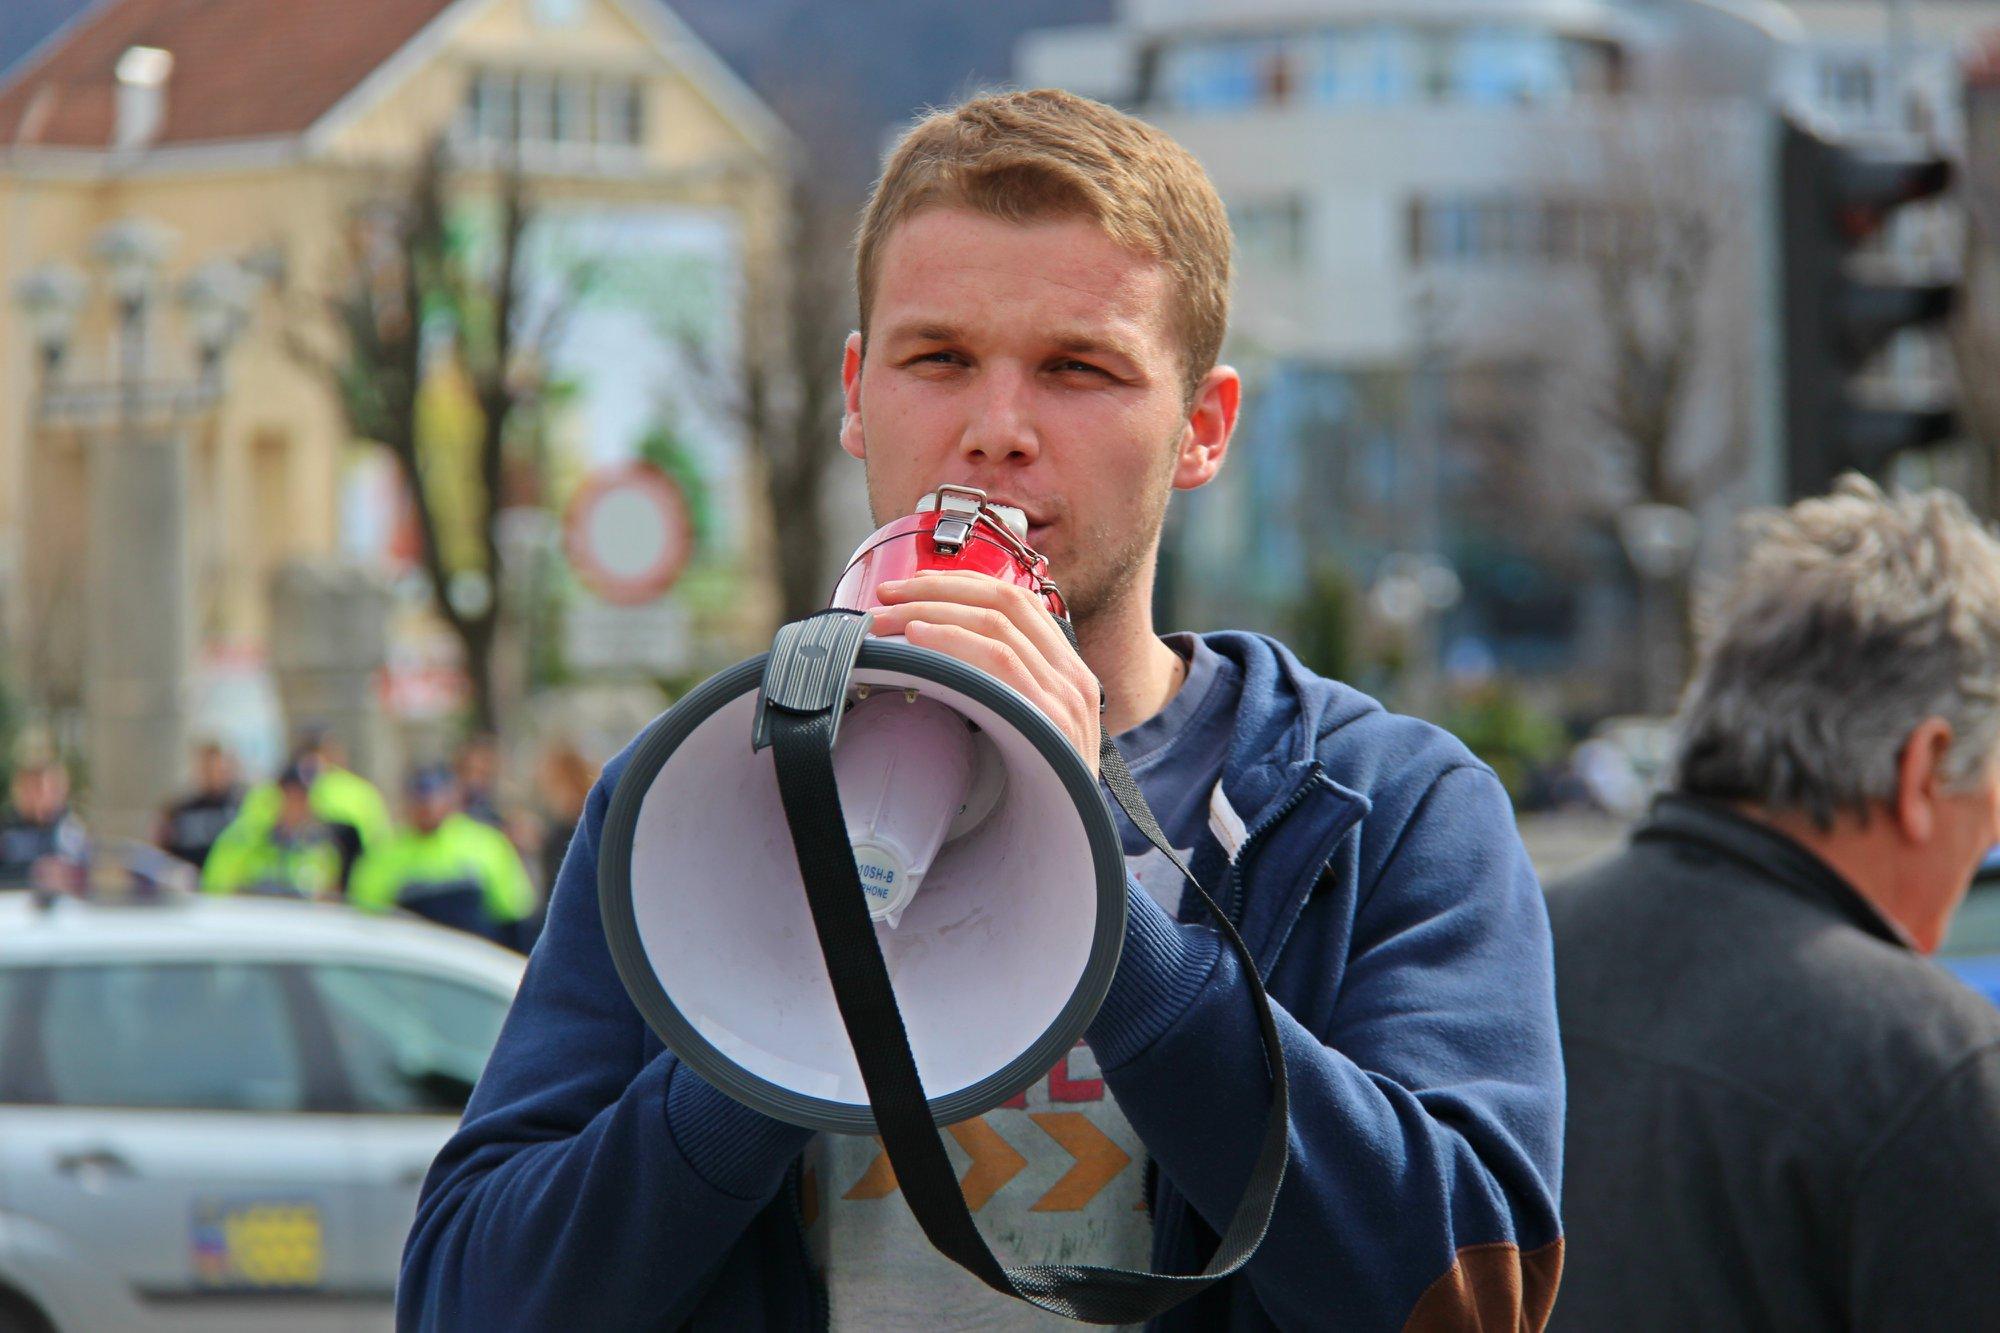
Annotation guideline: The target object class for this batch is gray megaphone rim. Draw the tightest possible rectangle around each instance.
[598,639,1128,1135]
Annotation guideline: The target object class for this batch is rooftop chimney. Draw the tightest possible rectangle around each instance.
[114,45,173,152]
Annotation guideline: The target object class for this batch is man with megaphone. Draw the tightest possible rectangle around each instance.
[402,90,1564,1331]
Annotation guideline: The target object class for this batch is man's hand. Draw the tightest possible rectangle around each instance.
[868,571,1102,776]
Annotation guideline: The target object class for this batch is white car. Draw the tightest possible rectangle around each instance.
[0,892,523,1333]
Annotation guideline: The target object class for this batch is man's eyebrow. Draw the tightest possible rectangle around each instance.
[879,321,962,345]
[876,321,1145,363]
[1049,331,1142,362]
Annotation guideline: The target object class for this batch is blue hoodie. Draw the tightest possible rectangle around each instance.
[401,633,1564,1330]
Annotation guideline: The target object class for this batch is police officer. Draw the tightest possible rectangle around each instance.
[236,726,391,892]
[349,764,535,950]
[156,740,245,870]
[202,763,342,899]
[0,759,87,890]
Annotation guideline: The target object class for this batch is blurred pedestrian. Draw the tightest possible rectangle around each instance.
[349,764,535,951]
[1550,477,2000,1330]
[155,739,244,869]
[0,757,87,890]
[237,725,391,891]
[533,738,593,891]
[201,762,341,900]
[455,731,505,829]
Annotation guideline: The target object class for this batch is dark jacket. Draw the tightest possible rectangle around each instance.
[1549,796,2000,1332]
[401,633,1565,1330]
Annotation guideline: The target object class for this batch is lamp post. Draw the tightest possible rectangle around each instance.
[13,220,254,838]
[1616,502,1700,716]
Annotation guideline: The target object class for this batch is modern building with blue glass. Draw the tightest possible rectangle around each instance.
[1020,0,1796,716]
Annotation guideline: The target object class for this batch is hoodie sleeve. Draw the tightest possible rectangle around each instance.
[1091,763,1565,1331]
[398,753,813,1329]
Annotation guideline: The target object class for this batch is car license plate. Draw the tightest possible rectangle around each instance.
[190,1198,325,1288]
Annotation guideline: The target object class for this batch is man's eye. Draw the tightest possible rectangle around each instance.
[909,350,963,366]
[1053,359,1106,376]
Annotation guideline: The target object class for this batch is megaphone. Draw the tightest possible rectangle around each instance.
[601,484,1125,1130]
[599,484,1287,1323]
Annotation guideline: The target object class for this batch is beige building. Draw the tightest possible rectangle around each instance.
[0,0,788,757]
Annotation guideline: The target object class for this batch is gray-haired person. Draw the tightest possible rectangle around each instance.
[1550,477,2000,1331]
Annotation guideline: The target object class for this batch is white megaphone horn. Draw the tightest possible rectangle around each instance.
[597,484,1288,1324]
[600,483,1125,1130]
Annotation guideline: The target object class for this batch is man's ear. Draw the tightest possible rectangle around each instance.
[1172,364,1240,492]
[1893,716,1956,844]
[840,331,866,462]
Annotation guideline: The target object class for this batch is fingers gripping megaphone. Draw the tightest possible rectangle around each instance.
[598,485,1289,1324]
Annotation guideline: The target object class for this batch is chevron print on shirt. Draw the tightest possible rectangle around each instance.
[805,1039,1151,1331]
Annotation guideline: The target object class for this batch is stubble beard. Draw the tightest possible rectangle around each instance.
[1060,491,1168,631]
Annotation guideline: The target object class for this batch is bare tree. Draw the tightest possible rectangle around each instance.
[675,173,856,624]
[1526,100,1762,709]
[755,179,857,621]
[298,138,573,731]
[1551,106,1755,521]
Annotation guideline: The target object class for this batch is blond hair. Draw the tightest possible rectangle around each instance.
[855,88,1233,401]
[1675,475,2000,826]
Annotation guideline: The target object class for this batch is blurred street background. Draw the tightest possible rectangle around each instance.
[5,0,1999,869]
[0,0,1998,1325]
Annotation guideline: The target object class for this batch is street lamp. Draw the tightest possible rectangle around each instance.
[178,258,255,379]
[91,217,174,318]
[12,218,257,840]
[21,222,252,428]
[1616,503,1699,582]
[1617,502,1699,715]
[12,262,86,374]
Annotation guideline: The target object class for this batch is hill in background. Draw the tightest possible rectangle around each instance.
[0,0,96,89]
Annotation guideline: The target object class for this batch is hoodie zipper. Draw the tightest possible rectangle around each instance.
[1219,762,1324,930]
[1152,765,1325,1286]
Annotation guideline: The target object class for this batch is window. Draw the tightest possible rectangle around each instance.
[1408,193,1602,265]
[1304,24,1421,106]
[1563,37,1621,97]
[1157,36,1288,111]
[1297,29,1378,107]
[517,71,555,144]
[460,67,649,152]
[1161,23,1617,114]
[552,76,590,144]
[1232,195,1309,267]
[530,0,584,26]
[1449,27,1566,105]
[597,79,645,147]
[1818,56,1879,119]
[467,68,516,144]
[310,966,509,1114]
[27,963,303,1111]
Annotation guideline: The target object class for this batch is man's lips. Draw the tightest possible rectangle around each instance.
[978,496,1052,531]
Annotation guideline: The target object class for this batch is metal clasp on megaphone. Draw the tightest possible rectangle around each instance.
[831,484,1068,623]
[923,483,991,554]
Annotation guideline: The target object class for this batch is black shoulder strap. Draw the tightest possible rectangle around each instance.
[757,611,1290,1325]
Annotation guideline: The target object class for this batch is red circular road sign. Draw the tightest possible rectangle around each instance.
[563,462,694,605]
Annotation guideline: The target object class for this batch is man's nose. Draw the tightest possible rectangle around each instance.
[957,364,1040,466]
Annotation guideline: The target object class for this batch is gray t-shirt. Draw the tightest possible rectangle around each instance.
[806,634,1243,1329]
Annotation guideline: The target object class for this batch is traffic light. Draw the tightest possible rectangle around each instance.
[1779,117,1956,497]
